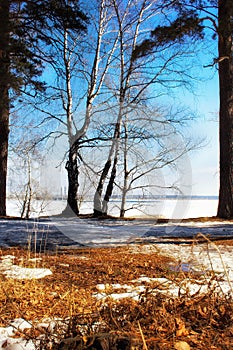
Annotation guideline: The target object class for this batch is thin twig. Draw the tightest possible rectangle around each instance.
[138,321,148,350]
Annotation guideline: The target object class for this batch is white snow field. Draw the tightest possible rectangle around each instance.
[6,197,218,220]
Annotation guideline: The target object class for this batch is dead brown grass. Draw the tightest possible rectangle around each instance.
[0,245,232,349]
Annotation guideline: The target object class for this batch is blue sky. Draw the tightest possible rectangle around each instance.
[185,71,219,196]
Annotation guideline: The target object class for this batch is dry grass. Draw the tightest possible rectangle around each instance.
[0,245,232,349]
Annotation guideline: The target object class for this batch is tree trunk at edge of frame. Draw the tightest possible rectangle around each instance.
[217,0,233,219]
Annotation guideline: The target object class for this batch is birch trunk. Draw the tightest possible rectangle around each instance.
[102,153,118,215]
[120,122,129,218]
[62,28,81,215]
[93,118,122,216]
[64,0,109,216]
[21,155,32,219]
[64,146,79,216]
[93,0,149,216]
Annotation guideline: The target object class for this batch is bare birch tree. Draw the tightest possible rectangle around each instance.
[93,0,197,216]
[117,108,195,217]
[9,133,47,218]
[132,0,233,218]
[31,0,120,216]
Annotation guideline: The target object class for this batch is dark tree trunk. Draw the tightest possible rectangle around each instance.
[93,121,122,217]
[217,0,233,218]
[63,146,79,216]
[102,155,118,215]
[0,0,10,217]
[120,167,129,218]
[93,160,111,217]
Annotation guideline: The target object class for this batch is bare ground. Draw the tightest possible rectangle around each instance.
[0,243,233,349]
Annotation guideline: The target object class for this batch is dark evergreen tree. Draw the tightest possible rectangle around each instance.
[0,0,10,217]
[133,0,233,219]
[0,0,87,216]
[0,0,44,216]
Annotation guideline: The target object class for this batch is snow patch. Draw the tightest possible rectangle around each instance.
[0,255,52,280]
[0,318,34,350]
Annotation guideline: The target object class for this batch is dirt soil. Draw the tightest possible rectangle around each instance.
[0,244,233,349]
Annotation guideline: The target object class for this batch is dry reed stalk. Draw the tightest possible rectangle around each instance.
[138,320,148,350]
[196,233,233,295]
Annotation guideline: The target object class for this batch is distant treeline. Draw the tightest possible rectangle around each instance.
[50,195,218,201]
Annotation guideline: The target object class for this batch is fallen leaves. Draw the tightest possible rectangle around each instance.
[175,317,189,337]
[174,341,190,350]
[0,246,232,349]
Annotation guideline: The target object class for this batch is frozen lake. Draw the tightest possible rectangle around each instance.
[7,197,219,220]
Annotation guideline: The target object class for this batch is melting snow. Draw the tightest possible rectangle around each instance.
[0,255,52,280]
[0,318,34,350]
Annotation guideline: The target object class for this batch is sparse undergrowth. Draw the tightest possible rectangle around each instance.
[0,244,233,349]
